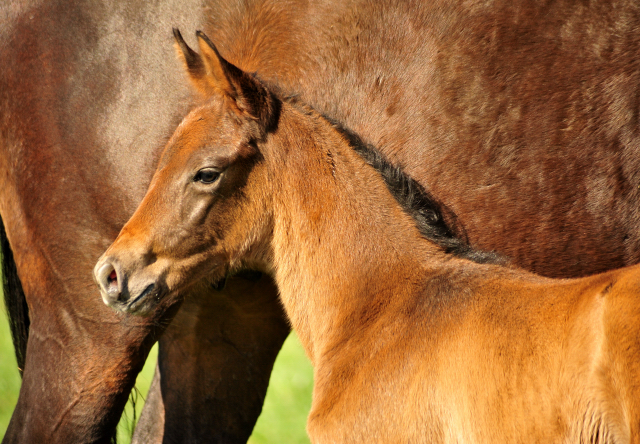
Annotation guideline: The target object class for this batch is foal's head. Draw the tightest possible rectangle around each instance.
[94,30,281,314]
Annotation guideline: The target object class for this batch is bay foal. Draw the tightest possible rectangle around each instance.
[96,31,640,443]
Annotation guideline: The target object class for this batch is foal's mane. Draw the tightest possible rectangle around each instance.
[262,88,504,265]
[324,117,505,265]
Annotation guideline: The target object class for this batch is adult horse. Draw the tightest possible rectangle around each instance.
[2,0,640,442]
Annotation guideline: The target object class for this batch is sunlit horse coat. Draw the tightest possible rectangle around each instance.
[96,31,640,444]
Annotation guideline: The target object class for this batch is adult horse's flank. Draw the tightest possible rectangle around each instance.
[96,32,640,443]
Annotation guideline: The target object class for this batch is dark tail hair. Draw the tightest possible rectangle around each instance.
[1,215,30,376]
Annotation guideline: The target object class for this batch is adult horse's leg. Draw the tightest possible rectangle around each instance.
[133,275,290,443]
[0,1,203,441]
[0,184,178,442]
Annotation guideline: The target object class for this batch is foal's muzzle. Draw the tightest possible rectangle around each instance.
[94,256,164,315]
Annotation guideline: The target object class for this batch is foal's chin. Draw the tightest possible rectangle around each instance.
[100,284,168,316]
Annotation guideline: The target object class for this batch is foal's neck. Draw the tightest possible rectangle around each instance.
[268,103,443,363]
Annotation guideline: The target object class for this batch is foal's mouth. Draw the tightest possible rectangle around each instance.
[123,282,163,314]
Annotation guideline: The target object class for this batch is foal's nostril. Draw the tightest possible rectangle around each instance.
[108,269,118,291]
[96,261,121,304]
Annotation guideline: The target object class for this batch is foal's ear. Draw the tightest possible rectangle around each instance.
[173,29,277,128]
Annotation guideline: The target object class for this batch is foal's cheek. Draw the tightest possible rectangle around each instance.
[184,197,213,227]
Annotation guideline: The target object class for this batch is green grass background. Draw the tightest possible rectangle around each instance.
[0,279,312,443]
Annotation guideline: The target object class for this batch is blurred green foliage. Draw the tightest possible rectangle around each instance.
[0,284,20,437]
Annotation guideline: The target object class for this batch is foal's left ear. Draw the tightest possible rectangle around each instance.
[173,29,277,129]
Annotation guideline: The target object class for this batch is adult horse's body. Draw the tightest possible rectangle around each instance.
[2,0,640,442]
[97,34,640,442]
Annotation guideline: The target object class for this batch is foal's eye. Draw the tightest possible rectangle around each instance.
[194,168,220,184]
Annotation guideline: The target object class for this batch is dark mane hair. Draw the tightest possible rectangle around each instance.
[272,91,505,265]
[328,121,506,265]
